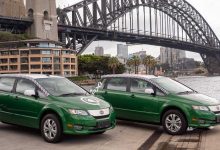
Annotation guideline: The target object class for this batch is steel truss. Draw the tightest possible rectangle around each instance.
[58,0,220,74]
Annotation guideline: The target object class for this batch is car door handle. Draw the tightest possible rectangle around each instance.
[130,94,135,98]
[14,95,19,100]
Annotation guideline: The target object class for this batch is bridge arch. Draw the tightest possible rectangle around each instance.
[58,0,220,74]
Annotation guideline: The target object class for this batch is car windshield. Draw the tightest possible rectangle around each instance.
[151,77,194,94]
[36,78,88,97]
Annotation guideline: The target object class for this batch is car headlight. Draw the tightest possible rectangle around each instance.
[208,105,220,112]
[192,106,209,111]
[69,109,89,116]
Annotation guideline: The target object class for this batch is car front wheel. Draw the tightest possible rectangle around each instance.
[162,110,187,135]
[41,114,62,143]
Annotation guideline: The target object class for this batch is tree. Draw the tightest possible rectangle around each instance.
[142,55,157,75]
[78,55,125,76]
[126,59,133,74]
[127,56,141,74]
[108,57,120,74]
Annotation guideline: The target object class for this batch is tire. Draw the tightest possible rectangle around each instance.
[41,114,63,143]
[162,109,187,135]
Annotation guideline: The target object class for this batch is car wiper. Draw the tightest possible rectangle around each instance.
[58,93,86,97]
[177,91,195,95]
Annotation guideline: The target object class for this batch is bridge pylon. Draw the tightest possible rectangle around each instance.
[26,0,58,41]
[201,54,220,75]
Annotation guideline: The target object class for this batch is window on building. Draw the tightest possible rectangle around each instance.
[31,65,41,69]
[64,65,70,70]
[63,58,70,63]
[0,59,8,64]
[9,65,18,70]
[53,50,60,56]
[21,65,29,71]
[71,65,76,70]
[54,64,60,70]
[20,58,28,63]
[62,50,70,55]
[31,57,41,62]
[54,58,60,63]
[10,58,18,63]
[43,10,49,20]
[0,66,8,71]
[41,50,51,55]
[28,9,34,18]
[0,51,8,56]
[31,50,41,54]
[71,58,76,63]
[10,51,19,55]
[42,57,51,63]
[42,65,52,70]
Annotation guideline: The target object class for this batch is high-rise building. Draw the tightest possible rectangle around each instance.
[160,47,186,67]
[117,44,128,59]
[94,47,104,56]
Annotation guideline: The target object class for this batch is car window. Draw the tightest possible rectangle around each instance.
[36,78,87,97]
[130,79,153,94]
[0,77,15,92]
[16,79,36,95]
[107,78,127,92]
[155,88,165,96]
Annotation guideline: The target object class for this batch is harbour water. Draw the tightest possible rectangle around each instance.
[177,76,220,99]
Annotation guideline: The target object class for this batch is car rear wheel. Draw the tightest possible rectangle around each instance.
[162,110,187,135]
[41,114,62,143]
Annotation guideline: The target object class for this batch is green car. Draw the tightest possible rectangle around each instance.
[0,74,115,143]
[94,74,220,135]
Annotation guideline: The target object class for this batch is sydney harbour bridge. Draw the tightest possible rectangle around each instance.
[0,0,220,74]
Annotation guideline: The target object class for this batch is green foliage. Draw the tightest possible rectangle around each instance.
[0,32,32,42]
[142,55,157,74]
[108,57,120,74]
[78,55,125,75]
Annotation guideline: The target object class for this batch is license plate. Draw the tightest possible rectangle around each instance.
[96,120,111,129]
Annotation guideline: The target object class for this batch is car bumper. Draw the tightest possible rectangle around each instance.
[63,111,116,135]
[189,110,220,128]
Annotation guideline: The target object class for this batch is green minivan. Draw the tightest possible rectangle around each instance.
[94,74,220,135]
[0,74,115,143]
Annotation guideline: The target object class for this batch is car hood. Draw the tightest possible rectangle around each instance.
[176,93,220,106]
[50,95,110,110]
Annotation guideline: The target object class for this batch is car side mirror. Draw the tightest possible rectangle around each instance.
[97,82,102,88]
[144,88,155,96]
[24,90,38,98]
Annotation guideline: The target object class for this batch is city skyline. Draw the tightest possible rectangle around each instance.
[56,0,220,61]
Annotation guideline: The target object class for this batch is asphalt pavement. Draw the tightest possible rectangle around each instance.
[1,120,220,150]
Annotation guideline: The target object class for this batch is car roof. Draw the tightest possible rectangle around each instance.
[101,74,162,80]
[0,74,64,80]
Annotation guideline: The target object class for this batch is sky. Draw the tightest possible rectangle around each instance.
[56,0,220,61]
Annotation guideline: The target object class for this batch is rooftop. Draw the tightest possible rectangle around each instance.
[0,39,65,47]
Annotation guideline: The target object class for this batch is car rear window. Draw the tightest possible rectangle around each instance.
[0,77,15,92]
